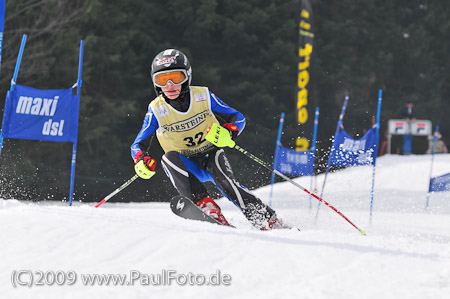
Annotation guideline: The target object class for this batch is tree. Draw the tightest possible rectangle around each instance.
[1,0,449,202]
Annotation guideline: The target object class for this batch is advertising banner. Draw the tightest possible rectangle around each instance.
[1,84,79,143]
[329,128,379,167]
[296,0,315,151]
[274,145,314,176]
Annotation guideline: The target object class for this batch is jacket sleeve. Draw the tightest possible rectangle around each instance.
[209,91,246,136]
[130,106,159,159]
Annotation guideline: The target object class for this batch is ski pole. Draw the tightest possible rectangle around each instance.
[95,174,139,208]
[233,144,366,235]
[206,123,365,235]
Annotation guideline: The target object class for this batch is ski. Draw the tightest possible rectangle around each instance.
[264,220,301,232]
[281,225,301,232]
[170,195,235,228]
[169,195,299,231]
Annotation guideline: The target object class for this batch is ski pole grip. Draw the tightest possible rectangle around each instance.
[205,123,236,148]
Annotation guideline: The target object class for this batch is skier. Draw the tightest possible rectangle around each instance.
[131,49,288,230]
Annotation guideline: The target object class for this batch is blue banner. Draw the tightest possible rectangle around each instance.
[329,127,379,167]
[429,173,450,192]
[273,145,314,176]
[1,84,79,142]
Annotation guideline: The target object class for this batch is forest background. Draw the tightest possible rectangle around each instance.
[0,0,448,202]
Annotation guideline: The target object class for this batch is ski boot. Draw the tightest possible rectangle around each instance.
[196,196,230,226]
[262,214,293,230]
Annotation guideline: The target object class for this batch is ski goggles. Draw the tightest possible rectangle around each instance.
[153,69,188,88]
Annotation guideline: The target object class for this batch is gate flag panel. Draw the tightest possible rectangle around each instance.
[273,146,314,176]
[429,173,450,193]
[1,85,79,143]
[328,127,379,167]
[0,35,84,206]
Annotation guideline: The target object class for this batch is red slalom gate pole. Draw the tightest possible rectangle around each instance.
[95,174,139,208]
[300,186,365,235]
[234,144,366,235]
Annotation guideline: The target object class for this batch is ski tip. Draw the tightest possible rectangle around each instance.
[360,230,367,236]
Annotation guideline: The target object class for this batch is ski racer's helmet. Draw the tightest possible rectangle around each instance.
[151,49,192,97]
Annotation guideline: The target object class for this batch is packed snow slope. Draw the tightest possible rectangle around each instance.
[1,154,450,299]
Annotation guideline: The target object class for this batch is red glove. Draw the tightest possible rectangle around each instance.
[134,151,156,171]
[222,123,239,139]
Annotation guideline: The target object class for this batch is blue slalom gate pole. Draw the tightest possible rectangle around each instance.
[308,107,320,210]
[425,125,439,209]
[69,142,78,206]
[315,96,349,221]
[369,89,383,222]
[69,40,84,206]
[269,112,285,206]
[10,34,27,92]
[0,34,27,157]
[0,0,4,154]
[0,0,5,75]
[77,40,84,95]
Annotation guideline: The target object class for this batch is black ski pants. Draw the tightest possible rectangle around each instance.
[161,149,276,228]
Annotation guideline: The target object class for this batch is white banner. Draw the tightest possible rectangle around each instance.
[388,119,432,136]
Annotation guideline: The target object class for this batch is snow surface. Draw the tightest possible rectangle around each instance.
[1,154,450,299]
